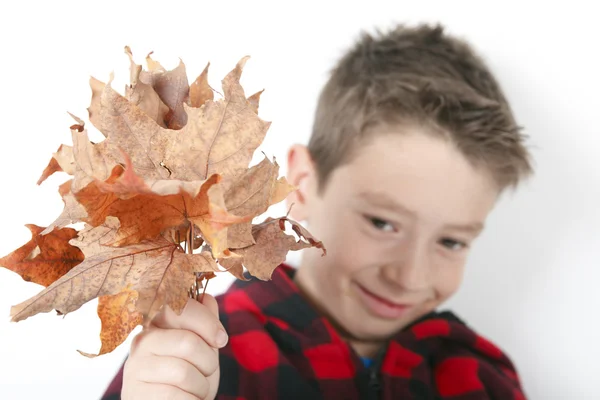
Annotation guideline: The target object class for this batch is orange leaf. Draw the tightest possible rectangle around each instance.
[10,220,219,324]
[37,144,75,185]
[78,286,143,358]
[74,161,248,258]
[6,50,324,357]
[0,225,84,287]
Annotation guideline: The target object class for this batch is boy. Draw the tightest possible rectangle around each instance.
[101,23,533,399]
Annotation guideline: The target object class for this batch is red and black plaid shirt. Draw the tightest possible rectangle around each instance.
[101,264,526,399]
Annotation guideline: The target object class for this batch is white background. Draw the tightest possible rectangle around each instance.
[0,1,598,399]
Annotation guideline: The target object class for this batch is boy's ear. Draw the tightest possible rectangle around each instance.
[285,144,316,221]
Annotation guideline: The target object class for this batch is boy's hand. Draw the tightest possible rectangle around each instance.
[121,294,227,400]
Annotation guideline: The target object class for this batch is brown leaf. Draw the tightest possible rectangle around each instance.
[287,218,326,254]
[248,89,264,114]
[222,217,325,281]
[0,225,84,287]
[154,56,271,181]
[224,156,296,248]
[144,51,166,72]
[78,286,143,358]
[6,51,324,357]
[94,82,167,181]
[37,144,75,185]
[42,180,88,235]
[69,216,120,257]
[80,57,269,186]
[10,223,219,324]
[71,126,119,193]
[219,257,249,281]
[75,162,249,257]
[141,57,190,129]
[87,77,107,134]
[189,62,213,107]
[124,46,169,128]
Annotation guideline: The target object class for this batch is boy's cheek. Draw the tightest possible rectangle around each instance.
[433,265,466,301]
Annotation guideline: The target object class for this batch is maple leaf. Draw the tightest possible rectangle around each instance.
[71,157,249,257]
[41,180,88,235]
[10,219,220,324]
[87,77,106,135]
[86,56,270,184]
[78,287,144,358]
[0,225,84,287]
[221,217,326,281]
[248,89,264,114]
[37,144,75,185]
[3,49,326,357]
[189,62,214,108]
[69,122,119,193]
[124,46,169,128]
[139,51,190,130]
[224,156,296,248]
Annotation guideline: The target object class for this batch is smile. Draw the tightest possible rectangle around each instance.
[355,283,413,319]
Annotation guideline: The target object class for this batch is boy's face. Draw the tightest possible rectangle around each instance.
[287,128,499,344]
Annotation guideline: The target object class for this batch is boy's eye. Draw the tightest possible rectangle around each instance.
[368,217,396,232]
[440,238,467,251]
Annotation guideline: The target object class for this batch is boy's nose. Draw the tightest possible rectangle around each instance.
[381,243,430,291]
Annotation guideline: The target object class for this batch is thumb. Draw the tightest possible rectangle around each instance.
[199,293,220,319]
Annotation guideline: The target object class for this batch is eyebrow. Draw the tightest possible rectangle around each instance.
[358,191,417,216]
[443,222,485,234]
[357,191,485,234]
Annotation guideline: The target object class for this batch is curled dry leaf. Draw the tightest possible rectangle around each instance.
[42,180,88,235]
[74,162,249,257]
[221,217,326,281]
[124,46,169,128]
[139,54,190,130]
[10,220,220,324]
[2,48,326,357]
[224,156,296,248]
[78,287,144,358]
[189,62,214,108]
[0,225,84,287]
[37,144,75,185]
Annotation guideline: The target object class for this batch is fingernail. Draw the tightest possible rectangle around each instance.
[216,329,228,348]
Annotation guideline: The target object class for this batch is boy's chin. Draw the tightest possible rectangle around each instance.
[344,306,433,340]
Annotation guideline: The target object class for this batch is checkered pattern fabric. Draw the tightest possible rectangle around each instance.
[101,264,526,399]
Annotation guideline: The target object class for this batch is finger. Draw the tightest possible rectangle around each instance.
[151,295,228,349]
[134,355,210,399]
[128,383,201,400]
[133,327,219,376]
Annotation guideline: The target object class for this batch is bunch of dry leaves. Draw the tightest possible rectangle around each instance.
[0,47,325,357]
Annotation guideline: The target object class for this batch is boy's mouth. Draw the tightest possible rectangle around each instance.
[355,283,413,319]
